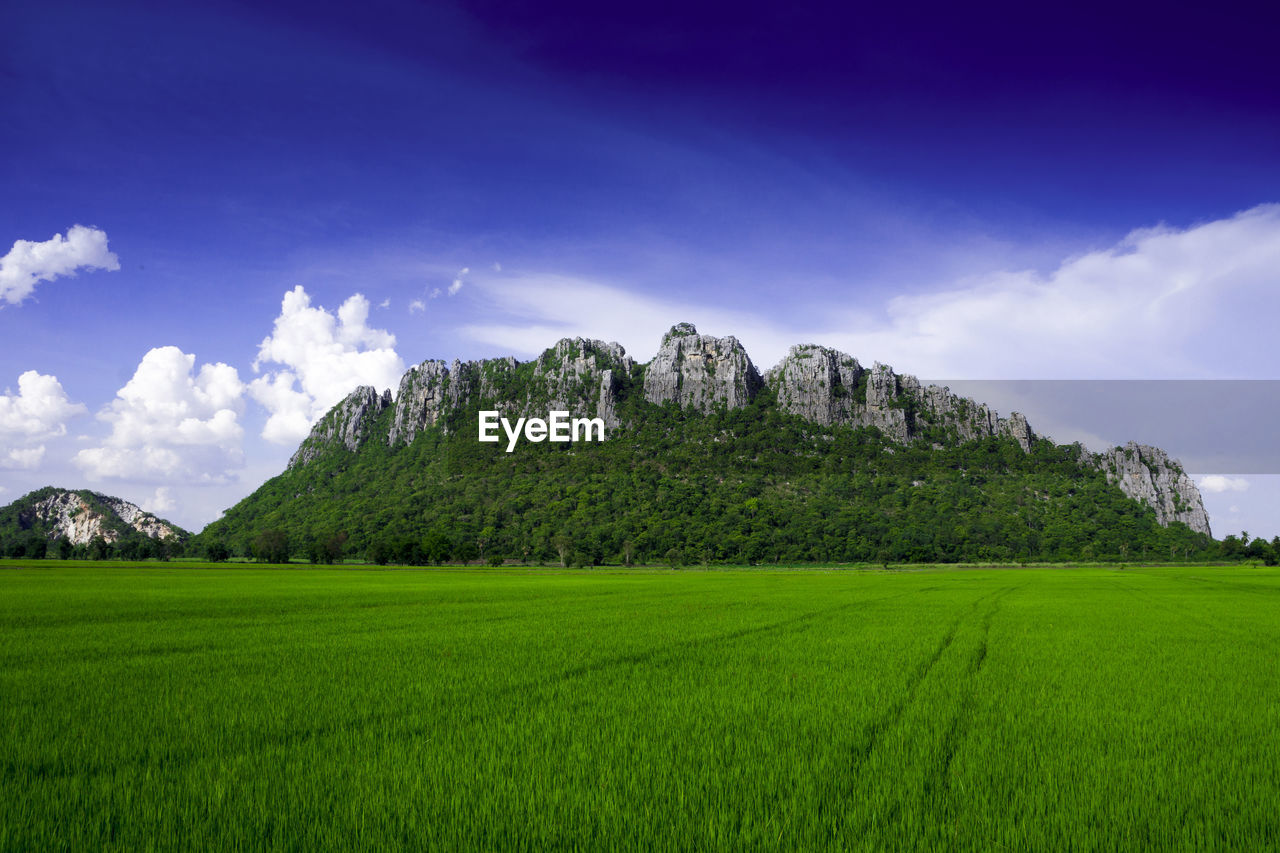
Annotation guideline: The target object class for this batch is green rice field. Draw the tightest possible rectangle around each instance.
[2,562,1278,850]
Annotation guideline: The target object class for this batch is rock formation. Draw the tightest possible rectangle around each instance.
[1089,442,1211,535]
[288,385,392,469]
[384,337,634,449]
[284,322,1210,535]
[765,346,1024,447]
[642,323,762,411]
[15,489,184,545]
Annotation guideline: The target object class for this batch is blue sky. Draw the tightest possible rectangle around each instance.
[3,0,1279,534]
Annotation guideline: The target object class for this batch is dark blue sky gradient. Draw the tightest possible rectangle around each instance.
[4,0,1278,379]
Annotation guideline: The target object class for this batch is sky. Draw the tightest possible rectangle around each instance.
[2,0,1279,536]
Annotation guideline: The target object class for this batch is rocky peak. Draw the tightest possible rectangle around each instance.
[643,323,763,411]
[663,322,700,342]
[388,360,450,447]
[280,325,1209,539]
[533,338,633,429]
[384,338,634,448]
[288,385,392,469]
[765,349,1020,447]
[17,489,183,545]
[765,345,864,425]
[1089,442,1212,535]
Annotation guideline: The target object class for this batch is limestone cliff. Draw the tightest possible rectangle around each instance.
[288,385,392,470]
[1089,442,1212,535]
[7,488,185,545]
[284,323,1210,536]
[765,346,1029,448]
[642,323,762,411]
[386,337,634,447]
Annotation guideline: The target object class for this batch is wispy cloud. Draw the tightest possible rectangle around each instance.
[449,267,469,296]
[462,205,1280,378]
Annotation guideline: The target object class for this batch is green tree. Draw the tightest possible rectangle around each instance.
[251,530,289,564]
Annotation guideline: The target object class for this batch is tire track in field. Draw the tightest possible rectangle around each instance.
[844,585,1016,836]
[6,588,925,784]
[849,585,1009,767]
[501,588,923,697]
[844,583,1020,836]
[924,585,1020,805]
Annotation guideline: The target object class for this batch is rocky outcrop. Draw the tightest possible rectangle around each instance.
[532,338,633,429]
[288,385,392,469]
[1089,442,1212,535]
[283,323,1209,538]
[765,345,864,425]
[765,347,1029,448]
[642,323,762,411]
[999,412,1035,453]
[385,338,634,447]
[18,489,183,544]
[388,360,449,447]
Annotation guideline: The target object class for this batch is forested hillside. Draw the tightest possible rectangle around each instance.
[198,388,1212,565]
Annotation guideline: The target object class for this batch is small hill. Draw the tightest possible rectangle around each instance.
[196,324,1214,565]
[0,487,189,558]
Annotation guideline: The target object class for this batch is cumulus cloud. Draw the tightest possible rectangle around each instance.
[429,287,442,299]
[0,225,120,305]
[146,486,176,514]
[0,370,86,473]
[378,298,391,309]
[1,446,46,470]
[409,299,426,313]
[74,346,245,482]
[462,205,1280,379]
[1199,475,1250,493]
[249,286,404,444]
[0,370,87,438]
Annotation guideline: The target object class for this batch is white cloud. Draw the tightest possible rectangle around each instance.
[461,272,791,363]
[493,262,502,272]
[409,299,425,313]
[0,371,87,438]
[1,446,45,470]
[146,486,176,514]
[448,267,469,296]
[1,225,120,305]
[462,205,1280,379]
[429,287,442,299]
[249,286,404,444]
[1199,475,1250,493]
[378,298,391,309]
[75,346,245,482]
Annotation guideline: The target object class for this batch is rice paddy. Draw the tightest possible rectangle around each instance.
[2,563,1278,850]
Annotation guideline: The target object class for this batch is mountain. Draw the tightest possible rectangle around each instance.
[0,487,189,558]
[197,325,1212,564]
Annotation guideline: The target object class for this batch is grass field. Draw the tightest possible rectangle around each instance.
[2,563,1278,850]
